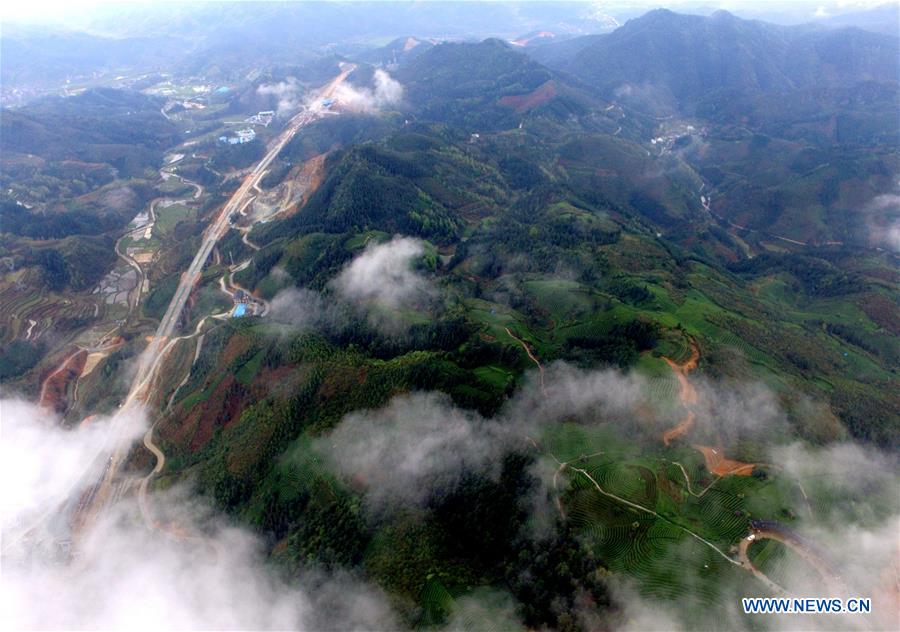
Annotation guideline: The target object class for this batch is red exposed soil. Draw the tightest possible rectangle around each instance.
[186,376,249,451]
[220,335,254,366]
[280,153,327,218]
[661,343,699,446]
[166,363,301,453]
[660,341,757,477]
[511,31,555,46]
[692,445,755,476]
[315,367,368,403]
[39,349,88,414]
[162,373,246,453]
[657,468,684,503]
[499,81,557,114]
[859,292,900,335]
[272,537,290,556]
[299,154,326,203]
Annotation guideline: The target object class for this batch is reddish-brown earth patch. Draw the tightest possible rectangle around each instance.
[499,81,557,114]
[692,445,755,476]
[660,341,758,477]
[859,292,900,335]
[280,153,327,218]
[220,335,254,366]
[39,349,88,414]
[186,376,250,451]
[661,342,699,446]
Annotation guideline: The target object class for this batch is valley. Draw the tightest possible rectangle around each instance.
[1,4,898,631]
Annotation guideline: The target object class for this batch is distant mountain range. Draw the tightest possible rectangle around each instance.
[813,2,900,36]
[529,9,899,112]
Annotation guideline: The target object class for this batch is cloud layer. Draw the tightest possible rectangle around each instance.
[314,363,659,514]
[1,398,145,540]
[331,69,404,113]
[332,236,431,310]
[317,392,519,509]
[256,77,305,117]
[268,235,434,334]
[0,398,398,630]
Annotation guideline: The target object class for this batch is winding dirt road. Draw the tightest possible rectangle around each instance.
[661,342,699,445]
[504,326,545,393]
[736,521,844,596]
[659,340,756,476]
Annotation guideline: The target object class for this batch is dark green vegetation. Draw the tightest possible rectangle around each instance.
[0,339,46,381]
[142,25,898,628]
[529,9,900,250]
[532,9,899,113]
[3,7,898,629]
[2,89,178,179]
[0,89,177,298]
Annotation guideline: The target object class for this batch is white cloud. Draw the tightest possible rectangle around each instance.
[268,287,341,332]
[332,235,432,310]
[864,193,900,251]
[0,398,398,630]
[331,69,404,113]
[315,364,661,513]
[267,236,433,335]
[257,77,304,117]
[316,392,517,509]
[0,397,145,538]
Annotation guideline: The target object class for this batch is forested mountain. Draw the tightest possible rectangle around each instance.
[360,36,438,67]
[1,89,178,169]
[3,5,899,632]
[0,25,183,89]
[531,9,900,112]
[1,1,613,101]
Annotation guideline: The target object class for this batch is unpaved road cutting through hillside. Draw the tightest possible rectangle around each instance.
[736,521,844,596]
[659,340,756,475]
[76,65,357,533]
[504,326,545,393]
[661,341,699,445]
[38,349,87,410]
[692,445,755,476]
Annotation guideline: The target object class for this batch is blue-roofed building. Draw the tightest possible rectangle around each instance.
[232,303,247,318]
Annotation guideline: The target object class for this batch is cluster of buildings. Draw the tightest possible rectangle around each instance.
[245,110,275,127]
[218,128,257,145]
[231,289,263,318]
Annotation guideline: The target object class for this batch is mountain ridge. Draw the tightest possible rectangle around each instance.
[530,8,899,111]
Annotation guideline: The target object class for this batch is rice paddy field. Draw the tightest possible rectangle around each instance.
[0,279,101,344]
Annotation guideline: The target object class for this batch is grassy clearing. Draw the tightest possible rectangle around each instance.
[155,203,194,235]
[473,364,514,390]
[524,277,594,322]
[235,349,265,385]
[466,298,524,342]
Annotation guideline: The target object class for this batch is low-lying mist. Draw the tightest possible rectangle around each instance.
[0,397,399,630]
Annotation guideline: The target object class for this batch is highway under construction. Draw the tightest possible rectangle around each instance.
[14,65,359,552]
